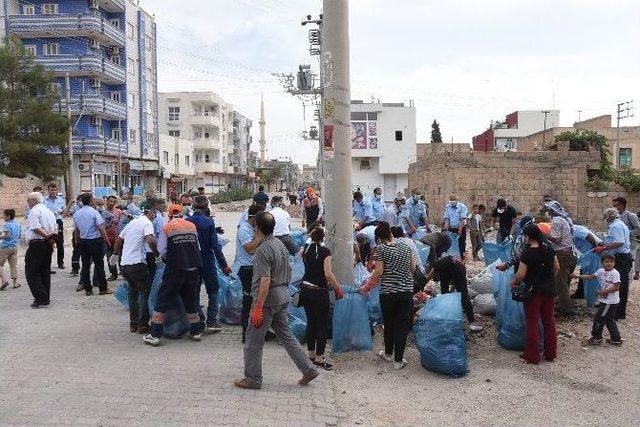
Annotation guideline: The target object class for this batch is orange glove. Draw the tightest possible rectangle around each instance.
[222,265,232,276]
[249,304,264,328]
[594,245,606,254]
[416,291,428,303]
[334,286,344,300]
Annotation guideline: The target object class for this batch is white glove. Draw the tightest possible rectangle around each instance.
[109,254,119,267]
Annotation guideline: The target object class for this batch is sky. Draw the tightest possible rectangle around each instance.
[141,0,640,166]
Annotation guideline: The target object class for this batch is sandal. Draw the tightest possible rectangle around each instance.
[313,358,334,371]
[13,283,21,289]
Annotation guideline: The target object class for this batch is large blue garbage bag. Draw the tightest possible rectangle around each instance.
[332,287,373,353]
[291,228,307,252]
[412,227,428,242]
[148,263,190,339]
[114,282,131,309]
[577,249,601,307]
[353,263,381,324]
[289,255,305,287]
[413,293,468,377]
[288,302,307,344]
[218,266,243,325]
[483,240,512,266]
[492,264,525,350]
[445,232,460,258]
[415,241,431,269]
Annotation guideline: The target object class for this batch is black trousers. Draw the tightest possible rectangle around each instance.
[71,245,80,273]
[79,238,107,291]
[379,292,412,362]
[26,240,53,304]
[120,263,151,328]
[440,275,475,323]
[55,219,64,267]
[104,242,117,278]
[592,303,621,341]
[614,253,633,320]
[238,266,254,341]
[301,287,330,355]
[145,252,157,281]
[150,269,202,338]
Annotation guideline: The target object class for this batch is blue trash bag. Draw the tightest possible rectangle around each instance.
[445,232,460,258]
[288,303,307,343]
[332,287,373,353]
[291,228,307,252]
[577,249,602,307]
[289,254,305,287]
[353,263,382,325]
[491,264,526,350]
[413,293,468,377]
[114,282,130,309]
[148,263,190,339]
[218,266,243,325]
[483,240,512,266]
[412,227,428,242]
[353,262,371,287]
[414,241,431,268]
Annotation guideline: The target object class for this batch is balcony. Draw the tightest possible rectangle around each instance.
[9,14,125,47]
[72,136,124,156]
[193,138,220,151]
[195,162,223,174]
[191,114,220,127]
[62,95,126,120]
[35,54,125,84]
[100,0,126,13]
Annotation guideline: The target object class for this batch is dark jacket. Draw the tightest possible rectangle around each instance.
[162,218,202,274]
[186,211,228,271]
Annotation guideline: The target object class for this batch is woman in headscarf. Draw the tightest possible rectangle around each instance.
[301,187,322,232]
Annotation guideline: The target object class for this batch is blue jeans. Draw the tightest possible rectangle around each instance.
[199,265,219,325]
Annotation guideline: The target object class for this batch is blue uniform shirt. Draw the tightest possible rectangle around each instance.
[573,225,601,254]
[443,202,468,228]
[44,195,65,220]
[353,199,376,224]
[370,197,386,222]
[404,198,427,227]
[235,220,255,267]
[187,211,228,269]
[607,218,631,254]
[1,221,20,248]
[73,206,104,239]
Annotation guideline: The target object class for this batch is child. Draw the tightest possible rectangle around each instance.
[0,209,21,290]
[572,254,622,346]
[468,204,484,261]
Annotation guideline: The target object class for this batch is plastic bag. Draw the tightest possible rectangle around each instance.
[148,263,190,339]
[468,261,499,295]
[218,266,243,325]
[492,264,525,350]
[482,240,512,266]
[445,232,460,258]
[413,293,468,377]
[114,282,130,309]
[414,241,431,268]
[353,263,381,324]
[289,255,305,287]
[473,293,497,315]
[288,304,307,343]
[412,227,428,242]
[577,249,602,307]
[353,262,371,287]
[291,228,307,252]
[332,287,373,353]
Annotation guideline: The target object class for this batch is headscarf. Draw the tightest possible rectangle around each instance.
[544,200,574,229]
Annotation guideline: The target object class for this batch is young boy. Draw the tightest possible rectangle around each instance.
[572,255,623,346]
[0,209,21,290]
[468,204,485,261]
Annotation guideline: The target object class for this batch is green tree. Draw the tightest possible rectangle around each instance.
[0,37,69,178]
[430,119,442,143]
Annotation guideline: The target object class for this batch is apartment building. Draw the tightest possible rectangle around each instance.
[472,110,560,152]
[1,0,159,195]
[231,111,253,188]
[158,134,195,197]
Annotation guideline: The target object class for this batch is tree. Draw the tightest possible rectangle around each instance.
[430,119,442,143]
[0,37,69,179]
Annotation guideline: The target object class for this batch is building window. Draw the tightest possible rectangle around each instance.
[129,129,136,144]
[185,155,190,167]
[110,56,121,66]
[96,124,104,137]
[127,57,135,75]
[22,5,35,14]
[127,22,135,40]
[44,43,60,55]
[174,154,179,166]
[112,128,121,141]
[168,130,180,137]
[163,151,169,164]
[395,131,403,141]
[204,154,210,163]
[128,92,136,108]
[168,107,180,121]
[109,18,120,29]
[147,133,154,145]
[24,45,37,56]
[111,92,121,103]
[619,148,632,167]
[42,4,59,14]
[145,35,153,49]
[195,154,201,163]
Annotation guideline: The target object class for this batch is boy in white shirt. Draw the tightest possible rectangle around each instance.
[572,254,622,346]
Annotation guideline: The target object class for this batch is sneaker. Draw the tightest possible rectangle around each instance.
[234,378,261,390]
[70,270,79,277]
[606,338,623,346]
[298,370,319,386]
[143,334,161,346]
[76,283,84,292]
[469,322,484,332]
[378,351,393,362]
[394,359,408,370]
[205,321,223,333]
[99,288,114,295]
[313,359,334,371]
[58,264,65,270]
[188,332,202,342]
[85,290,93,296]
[584,337,603,346]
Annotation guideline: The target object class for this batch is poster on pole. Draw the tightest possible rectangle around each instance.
[351,121,367,149]
[323,124,334,159]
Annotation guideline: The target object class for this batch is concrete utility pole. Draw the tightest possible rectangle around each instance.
[321,0,354,285]
[614,101,634,169]
[64,73,75,202]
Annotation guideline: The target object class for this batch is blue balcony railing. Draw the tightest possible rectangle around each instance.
[61,95,126,120]
[73,136,125,156]
[8,14,125,47]
[35,54,126,84]
[101,0,125,13]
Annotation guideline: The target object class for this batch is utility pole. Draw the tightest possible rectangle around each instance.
[321,0,353,284]
[614,101,634,169]
[64,73,75,203]
[541,110,550,147]
[117,118,122,195]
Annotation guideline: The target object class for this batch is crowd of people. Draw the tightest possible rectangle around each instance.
[2,182,638,386]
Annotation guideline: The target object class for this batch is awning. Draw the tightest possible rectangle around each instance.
[129,160,144,170]
[143,160,159,171]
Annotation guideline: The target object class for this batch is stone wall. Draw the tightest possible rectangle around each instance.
[408,150,639,231]
[0,175,49,216]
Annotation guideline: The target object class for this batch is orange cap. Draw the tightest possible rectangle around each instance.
[537,222,551,235]
[306,187,316,195]
[168,204,183,216]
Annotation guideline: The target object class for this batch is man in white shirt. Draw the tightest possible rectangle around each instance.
[111,208,159,334]
[270,196,296,255]
[24,192,58,308]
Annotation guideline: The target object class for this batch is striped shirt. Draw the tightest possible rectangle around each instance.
[373,241,414,294]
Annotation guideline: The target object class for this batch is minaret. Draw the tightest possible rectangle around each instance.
[259,93,266,164]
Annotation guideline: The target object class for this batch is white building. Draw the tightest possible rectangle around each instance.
[472,110,560,152]
[159,92,235,194]
[232,111,253,188]
[350,100,416,200]
[158,134,195,197]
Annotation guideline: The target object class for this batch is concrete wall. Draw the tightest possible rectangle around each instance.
[408,150,640,231]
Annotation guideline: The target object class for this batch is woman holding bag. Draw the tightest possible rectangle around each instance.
[300,226,344,370]
[360,221,416,370]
